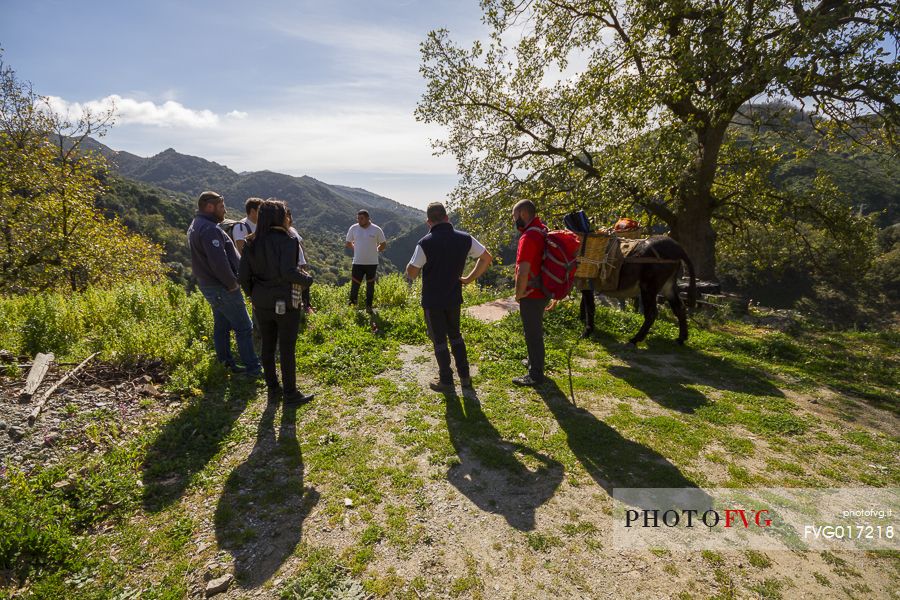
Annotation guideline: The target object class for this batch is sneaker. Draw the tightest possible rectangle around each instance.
[459,376,473,388]
[283,391,315,406]
[428,378,454,393]
[512,375,541,387]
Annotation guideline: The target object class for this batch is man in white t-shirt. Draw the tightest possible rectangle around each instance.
[345,209,386,311]
[232,197,263,254]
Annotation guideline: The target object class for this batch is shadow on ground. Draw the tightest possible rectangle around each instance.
[141,379,258,512]
[214,400,318,588]
[537,379,711,510]
[444,388,563,531]
[594,338,785,414]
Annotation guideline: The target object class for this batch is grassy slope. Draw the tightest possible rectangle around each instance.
[0,278,897,599]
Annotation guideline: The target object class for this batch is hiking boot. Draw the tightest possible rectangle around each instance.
[428,378,454,393]
[283,391,315,406]
[459,376,473,388]
[512,375,541,387]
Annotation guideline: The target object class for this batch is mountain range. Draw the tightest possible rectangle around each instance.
[83,138,428,284]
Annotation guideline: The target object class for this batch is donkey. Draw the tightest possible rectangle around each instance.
[580,236,696,345]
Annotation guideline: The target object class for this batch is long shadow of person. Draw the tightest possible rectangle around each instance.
[444,388,563,531]
[214,400,318,588]
[535,379,710,511]
[142,379,258,512]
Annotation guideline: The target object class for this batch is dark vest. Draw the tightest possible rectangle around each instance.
[419,222,473,309]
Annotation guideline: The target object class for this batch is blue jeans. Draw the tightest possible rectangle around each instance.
[199,285,260,373]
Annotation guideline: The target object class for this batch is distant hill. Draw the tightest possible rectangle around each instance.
[81,139,428,284]
[89,140,424,236]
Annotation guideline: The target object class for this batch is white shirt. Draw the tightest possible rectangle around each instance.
[232,218,256,243]
[409,235,486,268]
[346,223,386,265]
[288,226,307,266]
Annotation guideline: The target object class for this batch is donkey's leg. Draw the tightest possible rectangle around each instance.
[667,292,688,344]
[580,290,595,338]
[578,290,589,323]
[628,288,658,345]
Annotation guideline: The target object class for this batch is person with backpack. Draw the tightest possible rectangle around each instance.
[238,199,314,405]
[512,199,551,387]
[187,191,262,377]
[286,208,314,314]
[232,197,263,254]
[405,202,493,392]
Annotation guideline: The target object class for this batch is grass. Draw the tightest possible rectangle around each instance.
[1,276,897,598]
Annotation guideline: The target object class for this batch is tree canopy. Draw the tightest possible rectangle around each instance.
[0,56,163,293]
[417,0,899,280]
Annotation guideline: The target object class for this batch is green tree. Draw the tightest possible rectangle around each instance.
[0,56,163,293]
[417,0,899,279]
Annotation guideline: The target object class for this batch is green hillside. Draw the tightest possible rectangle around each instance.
[83,141,426,285]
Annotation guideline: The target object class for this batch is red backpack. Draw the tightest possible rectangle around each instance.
[525,227,582,299]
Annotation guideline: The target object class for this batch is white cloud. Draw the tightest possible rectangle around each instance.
[46,94,222,128]
[226,110,248,119]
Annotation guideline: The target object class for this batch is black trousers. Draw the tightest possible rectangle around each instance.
[349,264,377,307]
[424,305,470,384]
[519,297,550,382]
[255,307,301,394]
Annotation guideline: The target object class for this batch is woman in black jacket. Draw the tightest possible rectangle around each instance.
[238,199,314,404]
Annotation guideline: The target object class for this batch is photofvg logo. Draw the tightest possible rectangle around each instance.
[611,488,899,552]
[625,507,771,529]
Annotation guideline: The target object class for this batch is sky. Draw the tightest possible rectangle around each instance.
[0,0,490,209]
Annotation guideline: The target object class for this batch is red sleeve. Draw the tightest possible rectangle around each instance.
[517,230,544,266]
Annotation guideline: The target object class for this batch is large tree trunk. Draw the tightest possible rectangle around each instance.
[671,201,718,281]
[669,124,727,281]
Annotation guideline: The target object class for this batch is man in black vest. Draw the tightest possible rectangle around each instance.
[406,202,493,392]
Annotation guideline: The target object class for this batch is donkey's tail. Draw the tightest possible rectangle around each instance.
[679,246,697,309]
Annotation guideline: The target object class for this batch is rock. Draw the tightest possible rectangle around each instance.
[7,426,25,441]
[137,383,162,397]
[0,420,6,430]
[52,479,76,492]
[344,497,354,507]
[44,433,60,447]
[205,574,233,597]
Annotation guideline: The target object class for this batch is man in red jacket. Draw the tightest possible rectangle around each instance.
[512,199,548,387]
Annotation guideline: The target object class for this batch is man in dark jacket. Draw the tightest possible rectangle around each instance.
[406,202,492,392]
[187,191,261,376]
